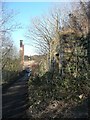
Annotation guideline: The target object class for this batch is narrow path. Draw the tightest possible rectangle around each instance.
[2,73,29,119]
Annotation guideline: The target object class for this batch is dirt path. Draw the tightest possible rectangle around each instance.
[2,73,29,119]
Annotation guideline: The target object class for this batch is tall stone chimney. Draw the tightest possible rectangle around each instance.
[20,40,24,70]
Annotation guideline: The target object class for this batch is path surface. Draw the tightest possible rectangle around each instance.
[2,73,30,119]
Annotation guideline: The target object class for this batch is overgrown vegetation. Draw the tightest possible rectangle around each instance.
[1,3,21,83]
[27,1,90,119]
[28,70,89,118]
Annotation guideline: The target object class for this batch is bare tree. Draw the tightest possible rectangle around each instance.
[68,0,90,64]
[1,3,21,67]
[1,3,21,82]
[26,7,66,70]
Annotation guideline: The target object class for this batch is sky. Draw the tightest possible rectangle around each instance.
[4,2,72,56]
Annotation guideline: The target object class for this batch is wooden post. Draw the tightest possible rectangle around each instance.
[20,40,24,71]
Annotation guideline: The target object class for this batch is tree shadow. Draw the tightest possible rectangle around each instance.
[2,71,30,119]
[2,69,28,93]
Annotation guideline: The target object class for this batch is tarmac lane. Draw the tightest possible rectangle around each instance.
[2,73,30,119]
